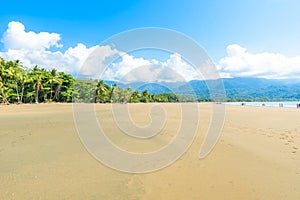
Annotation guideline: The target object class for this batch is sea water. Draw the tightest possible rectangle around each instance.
[224,101,300,108]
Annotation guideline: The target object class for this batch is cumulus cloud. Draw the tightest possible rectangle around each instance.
[0,21,211,82]
[162,53,201,81]
[2,21,62,50]
[2,21,300,81]
[218,44,300,79]
[101,53,201,82]
[104,53,152,80]
[0,21,108,75]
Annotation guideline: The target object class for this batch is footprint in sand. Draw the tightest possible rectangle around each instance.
[125,175,146,196]
[287,139,294,143]
[285,135,290,139]
[279,133,286,140]
[285,138,294,145]
[280,133,296,146]
[292,146,298,153]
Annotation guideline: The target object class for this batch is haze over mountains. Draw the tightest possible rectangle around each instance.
[105,77,300,100]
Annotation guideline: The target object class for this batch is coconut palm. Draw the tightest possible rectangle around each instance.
[130,91,141,103]
[53,72,64,102]
[109,84,123,103]
[19,71,31,103]
[0,58,9,104]
[6,60,24,103]
[47,69,58,100]
[123,87,132,103]
[30,66,44,104]
[58,73,74,102]
[141,90,150,103]
[96,80,110,103]
[0,76,9,104]
[0,57,188,104]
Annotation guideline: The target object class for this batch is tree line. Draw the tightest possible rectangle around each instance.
[0,58,74,104]
[72,80,198,103]
[0,57,198,104]
[3,57,292,104]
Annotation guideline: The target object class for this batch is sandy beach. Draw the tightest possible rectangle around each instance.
[1,103,300,199]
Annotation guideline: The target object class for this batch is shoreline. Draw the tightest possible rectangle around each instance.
[224,101,300,108]
[1,101,300,110]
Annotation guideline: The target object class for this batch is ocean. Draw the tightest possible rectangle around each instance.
[224,101,300,108]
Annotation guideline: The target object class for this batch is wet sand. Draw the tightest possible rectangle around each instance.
[1,103,300,199]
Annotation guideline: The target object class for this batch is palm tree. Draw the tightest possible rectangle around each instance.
[30,66,44,104]
[0,57,77,104]
[109,84,123,103]
[58,73,74,102]
[6,60,23,103]
[19,71,31,103]
[54,72,64,102]
[130,91,141,103]
[0,58,9,104]
[0,76,9,104]
[123,87,132,103]
[141,90,150,103]
[109,84,117,103]
[96,80,110,103]
[48,69,58,100]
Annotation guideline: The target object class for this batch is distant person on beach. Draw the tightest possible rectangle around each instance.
[279,103,283,108]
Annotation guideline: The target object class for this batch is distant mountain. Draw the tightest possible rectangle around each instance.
[104,77,300,100]
[222,77,300,100]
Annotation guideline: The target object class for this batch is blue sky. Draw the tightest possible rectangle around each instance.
[1,0,300,80]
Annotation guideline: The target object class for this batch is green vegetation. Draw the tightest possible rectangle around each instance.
[0,58,74,104]
[0,57,192,104]
[72,79,195,103]
[1,57,300,104]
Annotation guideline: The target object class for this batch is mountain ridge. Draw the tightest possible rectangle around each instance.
[104,77,300,100]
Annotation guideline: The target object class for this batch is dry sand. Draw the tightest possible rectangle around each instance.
[0,103,300,199]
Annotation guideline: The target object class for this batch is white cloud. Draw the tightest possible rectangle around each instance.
[78,45,120,77]
[162,53,201,81]
[2,21,62,50]
[0,21,107,75]
[0,21,200,81]
[108,54,152,79]
[101,53,201,82]
[0,21,215,82]
[2,21,300,81]
[219,44,300,79]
